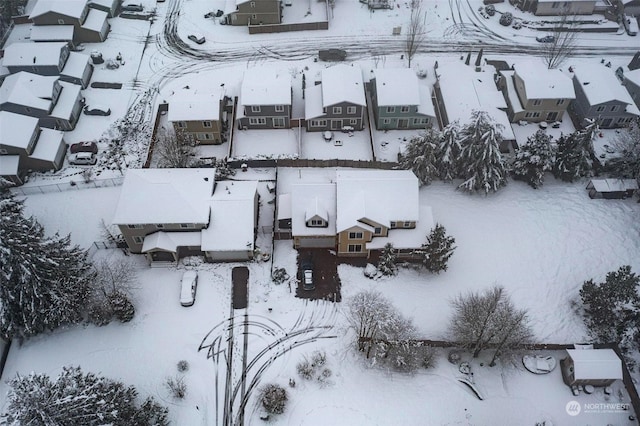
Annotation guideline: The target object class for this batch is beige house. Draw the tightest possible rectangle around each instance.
[499,62,576,123]
[560,348,623,387]
[112,168,259,264]
[224,0,281,25]
[534,0,596,15]
[167,90,227,145]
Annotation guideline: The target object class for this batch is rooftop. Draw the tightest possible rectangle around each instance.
[567,348,623,381]
[240,68,292,106]
[321,64,366,107]
[167,90,224,122]
[514,62,575,100]
[373,68,421,106]
[572,65,636,106]
[2,42,66,68]
[0,111,39,150]
[29,0,86,20]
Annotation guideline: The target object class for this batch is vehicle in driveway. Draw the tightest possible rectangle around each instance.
[83,105,111,116]
[536,35,555,43]
[301,260,314,291]
[121,3,144,11]
[70,141,98,154]
[68,152,97,165]
[180,271,198,307]
[188,34,206,44]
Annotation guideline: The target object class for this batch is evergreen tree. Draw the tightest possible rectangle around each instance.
[2,366,169,426]
[436,121,461,181]
[511,130,555,189]
[419,224,456,273]
[553,120,597,182]
[377,243,397,276]
[457,111,507,194]
[0,189,93,341]
[606,118,640,180]
[398,128,441,186]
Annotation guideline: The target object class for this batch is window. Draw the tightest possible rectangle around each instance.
[127,224,143,229]
[611,105,619,112]
[350,119,358,125]
[333,106,342,114]
[309,219,324,227]
[310,119,327,127]
[348,244,362,253]
[383,118,391,124]
[57,19,65,24]
[133,236,143,244]
[348,231,363,239]
[202,121,212,128]
[273,117,285,128]
[374,227,382,235]
[197,133,214,140]
[596,106,605,112]
[524,112,541,118]
[390,221,397,228]
[275,105,285,112]
[251,105,261,113]
[403,222,412,228]
[250,1,255,6]
[249,117,267,125]
[180,223,195,229]
[401,106,410,113]
[25,107,32,113]
[556,99,565,106]
[0,149,7,154]
[251,13,257,19]
[413,118,429,125]
[617,117,632,124]
[347,106,356,114]
[177,121,187,128]
[386,106,395,113]
[533,99,542,106]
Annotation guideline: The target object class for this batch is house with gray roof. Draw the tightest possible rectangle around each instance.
[237,68,292,130]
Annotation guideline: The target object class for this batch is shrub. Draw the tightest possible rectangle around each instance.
[296,359,314,381]
[260,384,288,415]
[177,360,189,372]
[310,351,327,368]
[499,12,513,26]
[272,268,289,285]
[165,376,187,399]
[87,300,114,326]
[108,290,135,323]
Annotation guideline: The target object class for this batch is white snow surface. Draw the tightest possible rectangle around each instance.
[1,41,66,67]
[29,0,86,19]
[572,65,639,107]
[373,68,421,106]
[0,111,39,149]
[567,349,623,380]
[513,60,576,100]
[321,64,366,107]
[240,67,292,106]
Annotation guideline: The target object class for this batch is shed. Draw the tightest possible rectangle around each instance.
[586,179,638,199]
[561,348,623,387]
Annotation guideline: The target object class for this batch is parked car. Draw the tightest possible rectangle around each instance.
[319,49,347,62]
[180,271,198,307]
[301,260,314,291]
[121,3,144,12]
[70,141,98,154]
[623,15,638,36]
[84,105,111,116]
[68,152,97,166]
[536,35,555,43]
[188,34,206,44]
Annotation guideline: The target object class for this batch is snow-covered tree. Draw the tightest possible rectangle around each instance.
[418,224,456,273]
[436,121,461,181]
[457,111,508,194]
[488,299,533,367]
[0,189,94,341]
[606,118,640,181]
[398,128,440,186]
[553,120,597,182]
[155,128,196,168]
[2,366,169,425]
[377,243,397,276]
[579,266,640,355]
[511,130,555,189]
[259,384,288,415]
[90,256,136,324]
[0,0,27,21]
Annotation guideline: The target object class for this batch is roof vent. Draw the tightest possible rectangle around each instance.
[583,82,590,85]
[33,56,37,63]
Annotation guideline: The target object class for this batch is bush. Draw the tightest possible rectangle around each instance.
[499,12,513,26]
[260,384,288,415]
[108,290,135,323]
[177,360,189,372]
[87,300,114,326]
[296,359,314,381]
[485,4,495,15]
[420,347,437,369]
[310,351,327,368]
[272,267,289,285]
[165,375,187,399]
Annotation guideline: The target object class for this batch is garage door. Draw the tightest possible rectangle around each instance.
[298,237,335,248]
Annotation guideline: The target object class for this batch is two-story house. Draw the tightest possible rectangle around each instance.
[2,42,93,88]
[223,0,281,25]
[0,72,83,131]
[571,65,640,128]
[168,90,227,145]
[623,69,640,110]
[112,168,259,263]
[0,111,66,186]
[498,62,576,123]
[237,68,292,130]
[29,0,110,43]
[305,64,366,132]
[369,68,436,130]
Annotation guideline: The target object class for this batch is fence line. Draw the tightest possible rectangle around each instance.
[10,176,124,196]
[228,158,398,169]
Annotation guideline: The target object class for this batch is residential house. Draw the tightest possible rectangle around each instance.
[237,68,292,130]
[433,60,516,152]
[560,348,623,387]
[498,61,575,123]
[112,168,259,263]
[305,64,366,132]
[30,25,75,44]
[88,0,120,18]
[0,111,67,185]
[534,0,597,15]
[223,0,281,25]
[29,0,110,43]
[620,0,640,17]
[0,72,83,130]
[623,68,640,109]
[586,178,639,199]
[571,65,640,128]
[167,90,228,145]
[369,68,436,130]
[278,170,435,258]
[1,42,93,88]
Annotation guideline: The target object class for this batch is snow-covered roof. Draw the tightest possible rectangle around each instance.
[29,0,86,19]
[624,68,640,87]
[499,70,525,114]
[0,111,39,149]
[2,42,66,68]
[374,68,421,106]
[291,183,336,237]
[0,155,20,175]
[514,62,575,100]
[436,61,515,141]
[240,68,291,106]
[89,0,116,9]
[572,66,637,107]
[321,65,366,107]
[368,206,434,250]
[29,128,64,162]
[50,82,81,121]
[0,72,58,111]
[30,25,75,42]
[587,178,639,192]
[82,8,107,32]
[418,85,435,117]
[304,83,324,120]
[112,168,216,225]
[202,180,258,252]
[538,0,593,2]
[142,231,202,253]
[567,349,623,381]
[277,193,291,221]
[168,90,224,122]
[62,52,90,80]
[336,170,419,233]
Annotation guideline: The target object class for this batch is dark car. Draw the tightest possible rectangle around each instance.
[536,35,555,43]
[70,141,98,154]
[301,260,314,291]
[319,49,347,62]
[83,105,111,116]
[188,35,206,44]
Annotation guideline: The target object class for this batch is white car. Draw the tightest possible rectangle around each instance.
[180,271,198,307]
[69,152,97,165]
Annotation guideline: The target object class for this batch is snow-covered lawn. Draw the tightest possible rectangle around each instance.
[232,129,300,160]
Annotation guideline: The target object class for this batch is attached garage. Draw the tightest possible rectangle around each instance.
[296,236,336,249]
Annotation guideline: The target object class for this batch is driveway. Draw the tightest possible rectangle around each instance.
[296,249,341,302]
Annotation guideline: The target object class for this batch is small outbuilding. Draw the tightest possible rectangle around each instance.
[561,348,623,387]
[586,179,638,199]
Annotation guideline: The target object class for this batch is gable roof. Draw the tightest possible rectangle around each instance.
[0,111,39,149]
[167,90,224,122]
[567,349,623,381]
[291,183,336,237]
[30,25,75,42]
[625,68,640,87]
[572,66,636,106]
[336,170,419,233]
[2,42,66,68]
[321,65,365,107]
[112,168,216,225]
[374,68,421,106]
[514,62,575,100]
[240,68,291,106]
[29,0,86,20]
[0,72,58,111]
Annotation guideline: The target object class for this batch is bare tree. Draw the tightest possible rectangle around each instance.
[346,290,394,355]
[488,301,533,366]
[94,256,138,295]
[155,128,196,168]
[405,0,426,68]
[542,13,578,69]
